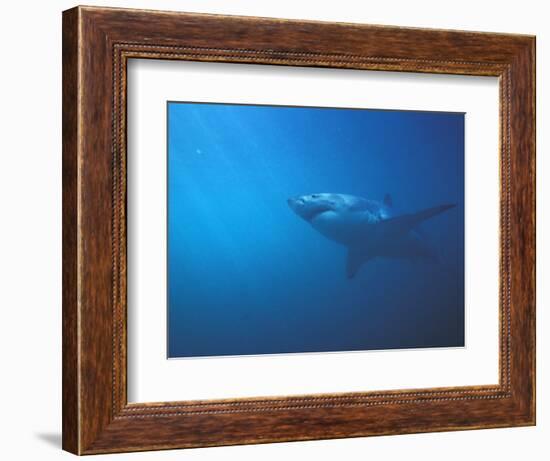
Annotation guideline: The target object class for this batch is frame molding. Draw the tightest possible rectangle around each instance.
[62,6,535,454]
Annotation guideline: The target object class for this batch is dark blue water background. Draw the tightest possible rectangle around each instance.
[167,102,464,358]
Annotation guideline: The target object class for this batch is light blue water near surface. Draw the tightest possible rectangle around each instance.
[167,102,464,358]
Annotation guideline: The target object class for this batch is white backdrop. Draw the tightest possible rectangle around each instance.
[0,1,546,460]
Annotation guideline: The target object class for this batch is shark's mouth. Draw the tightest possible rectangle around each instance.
[304,206,332,222]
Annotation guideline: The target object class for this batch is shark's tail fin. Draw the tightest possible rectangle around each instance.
[378,204,456,239]
[409,204,456,224]
[346,203,456,279]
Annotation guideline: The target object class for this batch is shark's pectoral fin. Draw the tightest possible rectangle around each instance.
[346,248,372,279]
[378,203,456,239]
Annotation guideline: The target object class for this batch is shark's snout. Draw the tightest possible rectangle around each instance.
[288,195,332,223]
[287,197,303,212]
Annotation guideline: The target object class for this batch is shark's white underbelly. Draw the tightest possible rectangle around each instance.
[310,211,375,246]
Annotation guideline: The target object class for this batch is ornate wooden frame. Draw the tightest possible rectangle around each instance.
[62,5,536,455]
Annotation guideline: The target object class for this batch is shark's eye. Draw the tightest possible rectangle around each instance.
[311,194,320,198]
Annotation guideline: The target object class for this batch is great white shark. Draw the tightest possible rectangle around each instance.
[287,193,455,279]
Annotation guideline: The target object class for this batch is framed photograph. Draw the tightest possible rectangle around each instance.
[62,6,535,455]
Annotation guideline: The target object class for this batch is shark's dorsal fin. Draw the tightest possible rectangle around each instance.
[383,193,393,207]
[346,248,372,279]
[379,203,456,238]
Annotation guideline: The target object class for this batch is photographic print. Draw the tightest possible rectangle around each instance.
[62,9,536,452]
[167,101,464,358]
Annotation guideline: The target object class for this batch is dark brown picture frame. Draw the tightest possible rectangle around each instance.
[62,5,536,455]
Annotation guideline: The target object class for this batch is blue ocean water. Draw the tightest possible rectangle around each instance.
[167,102,465,358]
